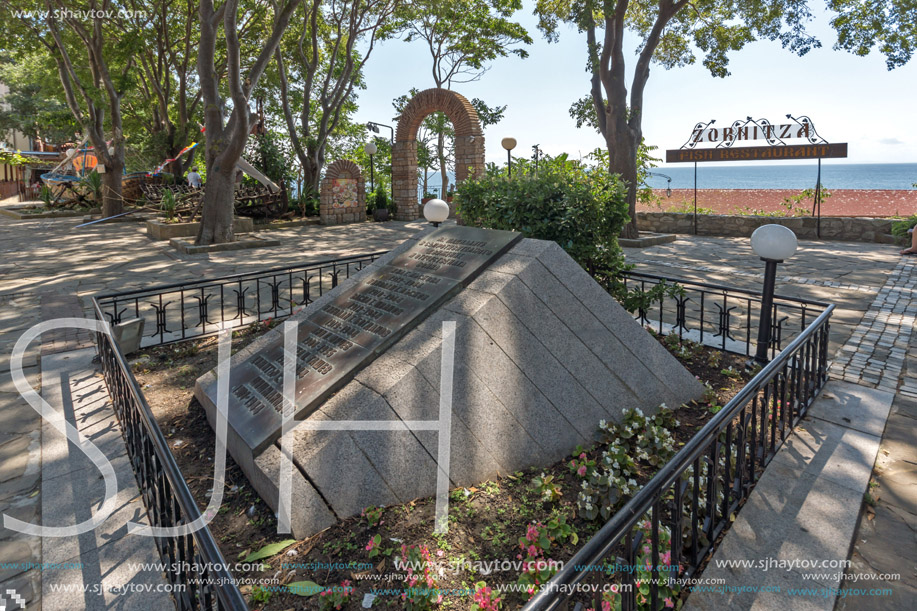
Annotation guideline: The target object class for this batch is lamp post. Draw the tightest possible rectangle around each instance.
[532,144,541,174]
[423,198,449,227]
[750,224,798,365]
[646,171,673,197]
[365,141,377,192]
[367,121,394,207]
[501,137,517,177]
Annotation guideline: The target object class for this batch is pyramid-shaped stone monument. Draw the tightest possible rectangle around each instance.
[195,225,704,538]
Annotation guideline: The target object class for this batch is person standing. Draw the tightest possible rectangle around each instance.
[187,167,202,188]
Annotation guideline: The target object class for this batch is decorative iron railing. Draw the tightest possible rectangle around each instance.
[91,297,249,611]
[620,270,827,358]
[95,252,387,348]
[91,255,834,611]
[522,302,834,611]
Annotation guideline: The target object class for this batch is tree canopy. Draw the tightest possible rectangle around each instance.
[829,0,917,69]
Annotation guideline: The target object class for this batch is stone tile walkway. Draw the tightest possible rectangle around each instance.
[829,256,917,393]
[1,218,914,609]
[624,236,917,610]
[0,214,424,609]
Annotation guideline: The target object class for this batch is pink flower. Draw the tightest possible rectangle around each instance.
[602,601,612,611]
[436,549,444,557]
[579,452,587,459]
[665,597,675,608]
[577,465,587,477]
[528,545,539,557]
[364,538,375,552]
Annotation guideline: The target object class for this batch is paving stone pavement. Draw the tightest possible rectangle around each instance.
[625,236,916,610]
[0,218,913,609]
[0,215,424,609]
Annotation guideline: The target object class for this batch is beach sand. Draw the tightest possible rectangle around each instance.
[644,189,917,217]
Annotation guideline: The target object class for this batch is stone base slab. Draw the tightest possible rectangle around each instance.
[618,232,677,248]
[169,234,280,254]
[146,217,254,240]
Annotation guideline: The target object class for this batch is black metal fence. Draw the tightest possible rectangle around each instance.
[522,302,834,611]
[91,298,248,610]
[90,256,833,611]
[621,271,826,359]
[95,252,386,348]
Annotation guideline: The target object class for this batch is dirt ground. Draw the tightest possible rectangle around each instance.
[131,324,755,610]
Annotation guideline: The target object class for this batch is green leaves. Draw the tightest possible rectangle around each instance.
[457,152,630,278]
[286,580,323,597]
[242,539,298,562]
[829,0,916,69]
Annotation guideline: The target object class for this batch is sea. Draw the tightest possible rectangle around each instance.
[418,163,916,194]
[644,163,917,191]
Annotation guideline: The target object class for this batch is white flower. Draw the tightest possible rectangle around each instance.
[628,479,637,487]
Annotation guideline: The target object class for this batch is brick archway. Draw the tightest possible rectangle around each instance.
[392,88,485,220]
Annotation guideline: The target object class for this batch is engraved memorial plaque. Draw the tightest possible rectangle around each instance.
[202,226,522,453]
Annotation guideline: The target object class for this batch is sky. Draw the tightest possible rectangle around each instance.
[354,2,917,170]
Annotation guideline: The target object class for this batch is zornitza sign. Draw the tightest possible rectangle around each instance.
[690,122,813,145]
[666,115,848,163]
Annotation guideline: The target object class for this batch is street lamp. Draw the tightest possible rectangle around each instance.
[532,144,542,174]
[365,141,377,192]
[750,224,798,365]
[423,198,449,227]
[501,137,517,177]
[646,171,673,197]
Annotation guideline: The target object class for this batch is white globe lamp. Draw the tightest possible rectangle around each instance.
[423,198,449,227]
[749,224,798,365]
[364,141,377,155]
[751,224,797,262]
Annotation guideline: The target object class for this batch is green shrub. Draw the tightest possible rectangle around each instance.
[367,185,392,215]
[891,215,917,244]
[456,153,629,276]
[457,153,683,313]
[80,170,103,205]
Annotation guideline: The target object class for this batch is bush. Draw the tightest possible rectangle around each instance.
[892,215,917,244]
[456,153,629,276]
[367,185,392,215]
[456,153,683,313]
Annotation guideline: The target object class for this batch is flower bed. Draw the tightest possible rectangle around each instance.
[131,326,753,610]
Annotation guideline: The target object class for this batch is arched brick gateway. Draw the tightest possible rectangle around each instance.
[392,88,485,220]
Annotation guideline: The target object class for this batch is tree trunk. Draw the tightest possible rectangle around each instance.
[101,164,123,217]
[196,169,235,244]
[607,122,640,239]
[438,132,448,197]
